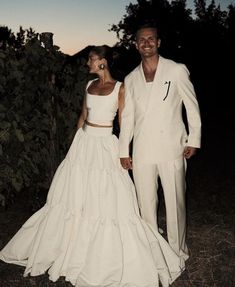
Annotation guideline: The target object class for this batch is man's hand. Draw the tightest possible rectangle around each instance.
[183,146,197,159]
[120,157,132,170]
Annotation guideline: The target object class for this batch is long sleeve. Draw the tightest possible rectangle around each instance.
[119,77,135,158]
[177,64,202,148]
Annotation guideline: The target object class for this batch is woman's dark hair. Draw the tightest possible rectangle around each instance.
[90,45,114,68]
[89,45,126,81]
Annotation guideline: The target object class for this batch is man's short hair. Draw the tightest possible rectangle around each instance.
[135,20,160,40]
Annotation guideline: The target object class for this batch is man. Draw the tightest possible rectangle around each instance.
[119,23,201,262]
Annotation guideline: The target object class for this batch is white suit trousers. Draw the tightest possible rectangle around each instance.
[133,157,189,260]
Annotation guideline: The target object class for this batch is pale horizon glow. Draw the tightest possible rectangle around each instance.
[0,0,233,55]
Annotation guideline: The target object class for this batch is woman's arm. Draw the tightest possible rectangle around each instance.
[77,96,88,130]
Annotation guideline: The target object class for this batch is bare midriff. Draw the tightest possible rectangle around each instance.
[86,121,112,128]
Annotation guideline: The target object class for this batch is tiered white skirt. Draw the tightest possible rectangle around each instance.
[0,125,185,287]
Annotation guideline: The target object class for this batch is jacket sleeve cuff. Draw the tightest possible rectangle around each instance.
[119,139,130,158]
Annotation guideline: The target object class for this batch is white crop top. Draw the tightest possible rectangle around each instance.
[86,80,122,126]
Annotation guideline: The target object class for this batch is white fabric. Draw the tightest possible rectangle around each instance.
[86,80,121,126]
[146,81,153,92]
[118,55,201,262]
[119,56,202,162]
[133,159,189,260]
[0,126,185,286]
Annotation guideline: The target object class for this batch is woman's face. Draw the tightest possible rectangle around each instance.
[87,52,101,73]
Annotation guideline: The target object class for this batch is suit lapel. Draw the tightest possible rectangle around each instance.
[132,65,148,109]
[143,55,164,114]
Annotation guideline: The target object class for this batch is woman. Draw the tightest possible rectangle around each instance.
[0,45,184,286]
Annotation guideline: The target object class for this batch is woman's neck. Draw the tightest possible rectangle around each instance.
[97,70,114,85]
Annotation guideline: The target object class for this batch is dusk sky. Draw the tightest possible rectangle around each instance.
[0,0,234,55]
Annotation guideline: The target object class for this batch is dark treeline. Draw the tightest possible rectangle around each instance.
[110,0,235,117]
[0,0,234,209]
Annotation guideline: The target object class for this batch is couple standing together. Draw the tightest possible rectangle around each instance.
[0,24,201,286]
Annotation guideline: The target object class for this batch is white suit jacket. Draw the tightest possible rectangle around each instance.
[119,56,201,164]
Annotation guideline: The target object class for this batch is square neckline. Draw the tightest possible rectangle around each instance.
[87,80,119,97]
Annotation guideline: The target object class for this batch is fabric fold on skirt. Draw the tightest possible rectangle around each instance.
[0,125,185,287]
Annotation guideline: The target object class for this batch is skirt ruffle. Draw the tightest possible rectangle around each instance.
[0,126,184,287]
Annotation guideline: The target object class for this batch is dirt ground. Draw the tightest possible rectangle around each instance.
[0,116,234,287]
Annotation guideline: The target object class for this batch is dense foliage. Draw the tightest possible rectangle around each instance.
[111,0,235,121]
[0,27,89,209]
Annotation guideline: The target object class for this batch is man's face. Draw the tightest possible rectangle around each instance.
[136,28,160,58]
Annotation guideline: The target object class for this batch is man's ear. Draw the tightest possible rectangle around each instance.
[135,42,139,50]
[157,39,161,48]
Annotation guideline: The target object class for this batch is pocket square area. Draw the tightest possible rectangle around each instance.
[163,81,171,101]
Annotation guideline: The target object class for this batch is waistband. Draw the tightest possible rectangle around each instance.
[82,124,113,137]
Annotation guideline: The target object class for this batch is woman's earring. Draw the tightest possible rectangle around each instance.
[99,64,105,70]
